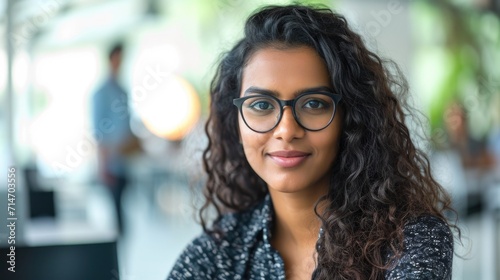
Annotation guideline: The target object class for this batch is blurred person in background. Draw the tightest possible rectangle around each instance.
[443,100,497,214]
[91,42,140,235]
[443,101,495,171]
[168,4,459,279]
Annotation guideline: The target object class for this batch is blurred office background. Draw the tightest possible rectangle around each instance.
[0,0,499,279]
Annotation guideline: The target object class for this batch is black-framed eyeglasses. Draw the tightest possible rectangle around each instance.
[233,91,342,133]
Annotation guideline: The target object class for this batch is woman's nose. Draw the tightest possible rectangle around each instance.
[272,107,305,141]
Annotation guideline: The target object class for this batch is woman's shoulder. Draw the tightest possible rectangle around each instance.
[167,198,271,279]
[386,215,454,279]
[166,232,218,280]
[402,215,453,246]
[213,197,271,240]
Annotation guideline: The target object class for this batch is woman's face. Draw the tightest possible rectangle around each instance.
[238,46,343,196]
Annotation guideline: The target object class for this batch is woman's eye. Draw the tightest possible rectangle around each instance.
[250,100,274,110]
[303,100,325,109]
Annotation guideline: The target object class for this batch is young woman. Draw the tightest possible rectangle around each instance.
[168,4,457,279]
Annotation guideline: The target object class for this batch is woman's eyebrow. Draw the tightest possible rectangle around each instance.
[243,86,334,97]
[243,87,279,96]
[296,86,334,94]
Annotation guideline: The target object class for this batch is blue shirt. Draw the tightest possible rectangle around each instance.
[91,76,132,176]
[167,195,453,279]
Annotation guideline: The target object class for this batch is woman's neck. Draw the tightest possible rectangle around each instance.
[269,189,327,279]
[269,189,325,247]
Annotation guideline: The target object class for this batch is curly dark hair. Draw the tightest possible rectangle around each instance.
[201,4,458,279]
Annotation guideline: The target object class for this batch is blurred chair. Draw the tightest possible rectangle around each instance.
[24,166,56,219]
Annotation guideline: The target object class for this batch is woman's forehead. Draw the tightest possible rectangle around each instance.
[240,46,331,97]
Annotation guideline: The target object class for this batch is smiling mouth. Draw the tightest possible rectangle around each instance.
[267,151,310,168]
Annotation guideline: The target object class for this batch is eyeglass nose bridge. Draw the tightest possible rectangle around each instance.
[275,99,303,129]
[278,99,295,108]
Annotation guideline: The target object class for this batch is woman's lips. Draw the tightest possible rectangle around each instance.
[268,150,310,168]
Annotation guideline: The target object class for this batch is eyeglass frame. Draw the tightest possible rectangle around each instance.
[233,91,342,133]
